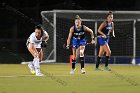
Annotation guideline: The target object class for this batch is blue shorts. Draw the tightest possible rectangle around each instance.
[72,38,86,48]
[98,36,109,46]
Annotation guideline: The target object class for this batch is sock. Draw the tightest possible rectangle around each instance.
[80,57,84,69]
[28,62,34,70]
[96,56,101,68]
[33,57,40,74]
[72,59,76,69]
[105,56,109,67]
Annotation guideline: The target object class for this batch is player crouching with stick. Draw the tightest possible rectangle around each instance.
[26,24,49,76]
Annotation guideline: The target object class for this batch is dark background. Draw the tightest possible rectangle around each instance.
[0,0,140,63]
[1,0,140,24]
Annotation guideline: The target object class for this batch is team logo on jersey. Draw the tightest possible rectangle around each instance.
[74,32,85,35]
[106,27,112,30]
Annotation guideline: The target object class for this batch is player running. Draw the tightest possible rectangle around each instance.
[26,24,49,76]
[95,11,115,71]
[66,15,95,74]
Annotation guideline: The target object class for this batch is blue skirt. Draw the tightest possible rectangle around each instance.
[98,36,109,46]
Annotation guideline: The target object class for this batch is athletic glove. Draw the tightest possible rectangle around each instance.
[41,41,47,47]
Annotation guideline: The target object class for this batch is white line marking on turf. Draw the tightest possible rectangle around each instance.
[0,75,35,78]
[0,74,70,78]
[0,76,17,78]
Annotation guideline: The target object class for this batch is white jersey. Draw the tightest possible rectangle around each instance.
[28,31,49,48]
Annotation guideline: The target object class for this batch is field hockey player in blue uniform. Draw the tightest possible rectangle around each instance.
[66,15,95,74]
[95,11,115,71]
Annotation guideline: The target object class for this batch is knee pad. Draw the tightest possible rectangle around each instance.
[80,49,84,57]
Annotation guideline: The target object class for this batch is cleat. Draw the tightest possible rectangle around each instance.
[81,68,86,74]
[104,67,111,71]
[95,68,103,71]
[28,63,36,74]
[36,73,44,76]
[70,68,76,74]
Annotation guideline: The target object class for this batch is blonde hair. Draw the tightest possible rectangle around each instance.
[75,15,81,20]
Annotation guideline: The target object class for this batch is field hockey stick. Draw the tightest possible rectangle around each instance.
[63,44,72,49]
[63,42,94,49]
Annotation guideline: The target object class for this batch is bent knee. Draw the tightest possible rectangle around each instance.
[80,52,84,57]
[106,50,111,56]
[73,55,77,60]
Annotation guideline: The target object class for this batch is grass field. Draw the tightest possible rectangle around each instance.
[0,64,140,93]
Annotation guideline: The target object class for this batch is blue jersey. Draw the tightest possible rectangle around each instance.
[72,25,86,48]
[73,25,85,39]
[98,21,113,46]
[98,21,113,36]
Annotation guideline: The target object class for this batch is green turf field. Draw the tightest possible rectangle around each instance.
[0,64,140,93]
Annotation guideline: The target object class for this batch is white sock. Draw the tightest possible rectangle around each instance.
[33,57,41,74]
[28,62,34,70]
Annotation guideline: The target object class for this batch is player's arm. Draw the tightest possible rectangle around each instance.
[41,31,49,47]
[66,26,74,48]
[84,25,95,44]
[42,30,49,42]
[111,22,115,37]
[29,38,39,58]
[29,43,39,58]
[98,22,106,38]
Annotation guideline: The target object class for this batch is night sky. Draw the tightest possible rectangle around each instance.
[0,0,138,10]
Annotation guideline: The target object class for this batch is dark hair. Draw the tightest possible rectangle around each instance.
[35,24,44,37]
[75,15,81,21]
[107,11,113,16]
[35,24,43,29]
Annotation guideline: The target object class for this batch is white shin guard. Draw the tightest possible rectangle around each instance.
[33,57,40,74]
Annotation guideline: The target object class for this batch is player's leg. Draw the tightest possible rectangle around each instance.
[79,38,86,74]
[95,36,105,71]
[27,45,36,74]
[70,47,79,74]
[70,48,77,74]
[79,45,86,74]
[34,48,44,76]
[27,46,44,76]
[70,38,79,74]
[38,48,43,62]
[72,48,77,69]
[102,43,111,71]
[95,46,104,71]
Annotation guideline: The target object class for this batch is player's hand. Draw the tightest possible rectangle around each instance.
[110,34,115,39]
[103,35,107,38]
[41,41,47,47]
[112,34,115,38]
[66,45,70,49]
[34,52,39,58]
[91,40,95,44]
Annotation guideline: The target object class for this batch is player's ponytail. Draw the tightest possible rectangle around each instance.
[75,15,81,21]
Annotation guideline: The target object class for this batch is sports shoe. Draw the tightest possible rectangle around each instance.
[95,68,103,71]
[104,67,111,71]
[81,68,86,74]
[36,73,44,76]
[70,68,76,74]
[28,63,36,74]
